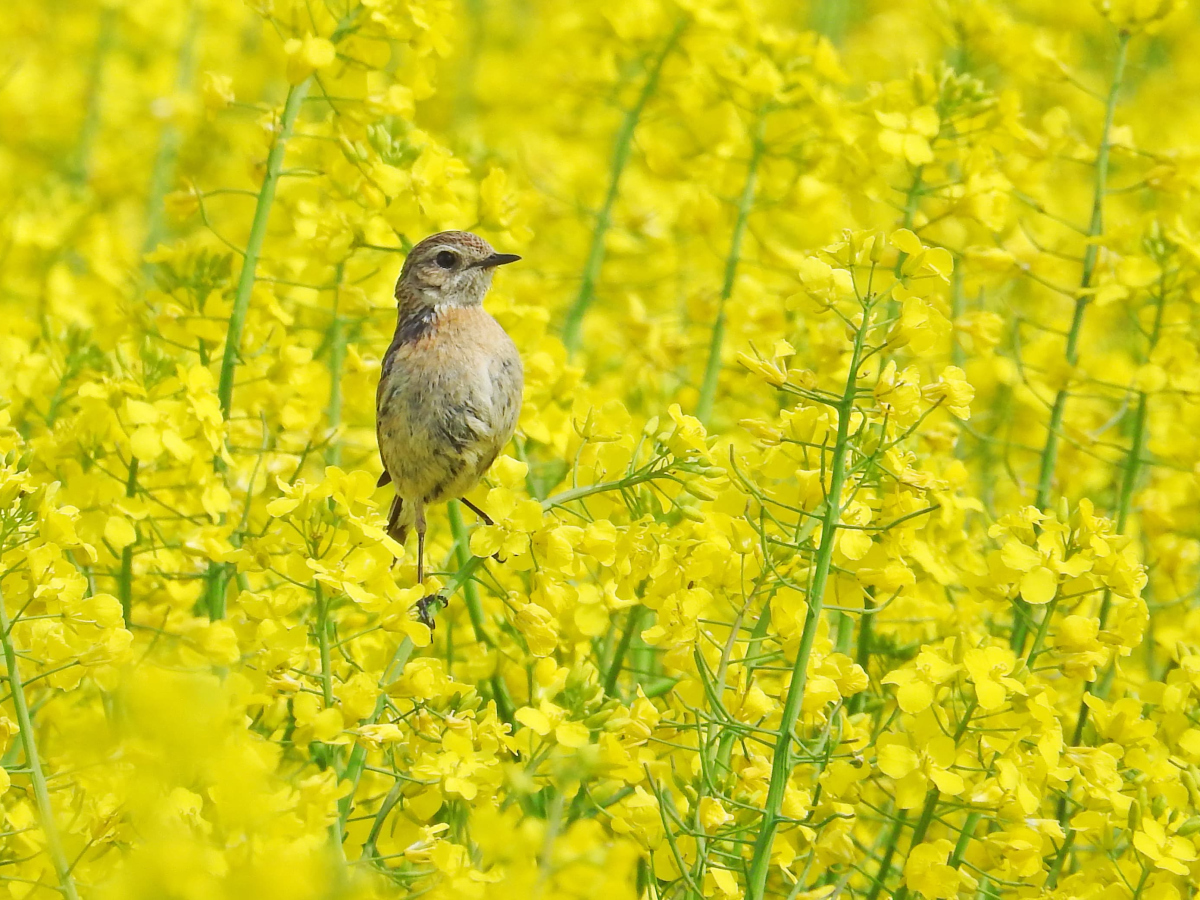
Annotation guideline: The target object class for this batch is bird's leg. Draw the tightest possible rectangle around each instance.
[459,497,494,527]
[414,502,442,629]
[415,502,426,586]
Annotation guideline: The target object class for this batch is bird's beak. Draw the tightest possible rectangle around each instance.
[473,253,522,269]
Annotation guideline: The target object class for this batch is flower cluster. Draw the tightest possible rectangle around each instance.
[2,0,1200,898]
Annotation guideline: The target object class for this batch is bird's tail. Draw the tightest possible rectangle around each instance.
[385,494,412,546]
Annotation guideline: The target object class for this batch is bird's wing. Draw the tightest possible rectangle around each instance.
[376,339,401,485]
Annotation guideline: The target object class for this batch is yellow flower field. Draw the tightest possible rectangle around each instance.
[2,0,1199,897]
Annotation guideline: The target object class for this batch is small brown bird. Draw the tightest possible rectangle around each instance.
[376,231,523,623]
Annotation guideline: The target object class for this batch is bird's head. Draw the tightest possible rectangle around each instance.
[395,230,520,310]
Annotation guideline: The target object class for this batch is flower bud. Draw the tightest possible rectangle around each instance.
[869,231,884,264]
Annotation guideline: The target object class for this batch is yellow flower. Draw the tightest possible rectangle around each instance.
[903,839,959,899]
[283,36,337,85]
[1133,816,1199,875]
[876,107,940,165]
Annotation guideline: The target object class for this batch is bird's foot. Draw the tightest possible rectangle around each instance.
[416,593,444,630]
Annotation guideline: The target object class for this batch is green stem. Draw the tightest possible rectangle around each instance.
[142,2,202,255]
[849,588,874,715]
[340,553,485,839]
[1044,826,1075,890]
[315,582,333,707]
[864,809,908,900]
[1066,389,1148,745]
[882,700,980,898]
[341,472,667,836]
[604,606,644,697]
[1060,269,1166,825]
[949,811,981,866]
[205,564,227,620]
[695,110,766,425]
[217,78,311,419]
[341,632,413,842]
[891,790,940,900]
[560,19,685,353]
[0,584,81,900]
[1015,31,1129,653]
[325,264,346,468]
[543,468,663,508]
[950,257,966,371]
[449,501,487,643]
[745,298,872,900]
[118,458,139,626]
[884,164,926,323]
[72,6,117,184]
[1032,31,1129,509]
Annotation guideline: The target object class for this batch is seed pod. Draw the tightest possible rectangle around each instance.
[1176,816,1200,837]
[1127,797,1142,832]
[1182,768,1200,806]
[584,706,616,728]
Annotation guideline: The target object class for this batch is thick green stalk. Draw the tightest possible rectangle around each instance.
[72,6,117,184]
[950,811,981,866]
[342,474,675,843]
[745,301,872,900]
[1066,390,1147,744]
[604,606,644,697]
[207,81,310,623]
[1014,31,1129,652]
[325,265,346,468]
[217,78,311,419]
[561,20,685,353]
[315,582,334,707]
[341,556,484,841]
[695,111,766,424]
[950,258,966,371]
[890,790,940,900]
[1057,271,1167,840]
[864,809,908,900]
[448,501,488,643]
[0,585,81,900]
[117,458,138,626]
[1031,32,1129,510]
[880,701,982,898]
[849,588,875,716]
[142,2,202,255]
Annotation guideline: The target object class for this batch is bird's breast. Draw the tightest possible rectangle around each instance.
[377,305,523,503]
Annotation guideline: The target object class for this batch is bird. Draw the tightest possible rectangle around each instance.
[376,230,523,627]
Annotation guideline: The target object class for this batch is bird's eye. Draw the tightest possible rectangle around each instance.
[435,250,458,269]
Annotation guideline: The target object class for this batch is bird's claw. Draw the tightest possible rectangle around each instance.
[416,593,444,630]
